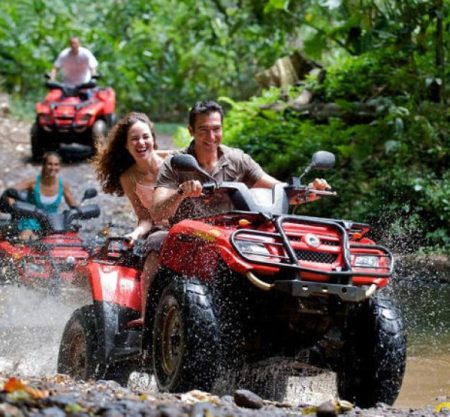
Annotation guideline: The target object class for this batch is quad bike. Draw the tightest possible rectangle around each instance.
[57,152,406,407]
[0,188,100,291]
[30,75,116,161]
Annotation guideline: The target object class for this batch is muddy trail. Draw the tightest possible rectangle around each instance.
[0,113,447,417]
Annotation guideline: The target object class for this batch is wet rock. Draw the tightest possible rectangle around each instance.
[234,389,264,409]
[45,393,80,408]
[220,395,234,404]
[190,402,217,417]
[41,407,67,417]
[316,400,337,417]
[0,403,25,417]
[158,404,185,417]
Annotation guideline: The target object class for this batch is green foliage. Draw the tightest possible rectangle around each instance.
[0,0,305,120]
[223,53,450,252]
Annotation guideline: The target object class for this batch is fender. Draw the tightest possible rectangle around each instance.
[86,261,141,311]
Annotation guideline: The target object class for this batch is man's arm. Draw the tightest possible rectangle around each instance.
[86,49,98,78]
[151,180,202,223]
[252,172,280,188]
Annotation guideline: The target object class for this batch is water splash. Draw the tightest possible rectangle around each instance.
[0,285,90,376]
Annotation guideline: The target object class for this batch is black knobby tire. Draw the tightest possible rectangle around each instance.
[152,279,220,392]
[337,295,407,407]
[31,122,45,162]
[57,305,100,380]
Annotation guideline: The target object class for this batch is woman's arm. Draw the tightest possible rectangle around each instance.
[63,182,78,207]
[7,178,35,205]
[14,177,35,191]
[120,173,154,241]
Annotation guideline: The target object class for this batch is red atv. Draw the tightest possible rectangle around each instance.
[30,75,116,161]
[0,188,100,292]
[58,152,406,407]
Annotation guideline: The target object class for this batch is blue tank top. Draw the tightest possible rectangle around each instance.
[18,175,64,231]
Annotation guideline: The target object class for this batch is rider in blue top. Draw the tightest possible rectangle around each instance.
[11,152,77,240]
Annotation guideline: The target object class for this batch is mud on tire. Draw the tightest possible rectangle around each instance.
[57,305,100,380]
[152,279,220,392]
[337,294,407,407]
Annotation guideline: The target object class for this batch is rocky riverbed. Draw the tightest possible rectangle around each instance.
[0,111,448,417]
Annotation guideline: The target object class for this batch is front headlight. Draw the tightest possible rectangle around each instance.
[78,113,92,123]
[23,262,47,275]
[39,114,54,124]
[235,240,271,261]
[354,255,379,268]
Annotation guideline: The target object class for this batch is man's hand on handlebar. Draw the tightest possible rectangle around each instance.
[177,180,203,198]
[290,178,334,205]
[309,178,331,191]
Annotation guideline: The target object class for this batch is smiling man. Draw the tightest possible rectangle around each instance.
[151,100,280,224]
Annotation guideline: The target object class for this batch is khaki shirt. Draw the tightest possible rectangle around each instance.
[156,141,265,223]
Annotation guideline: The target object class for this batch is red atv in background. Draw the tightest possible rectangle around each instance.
[31,75,116,161]
[0,188,100,292]
[58,152,407,408]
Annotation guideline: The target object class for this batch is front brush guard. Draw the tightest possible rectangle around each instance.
[231,215,394,302]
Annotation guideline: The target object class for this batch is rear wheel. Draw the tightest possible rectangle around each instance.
[30,123,45,162]
[57,305,99,380]
[153,279,220,392]
[337,295,407,407]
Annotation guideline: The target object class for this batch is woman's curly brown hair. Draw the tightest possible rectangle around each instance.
[93,112,157,196]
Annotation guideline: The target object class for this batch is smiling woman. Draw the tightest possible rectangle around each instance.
[94,112,172,241]
[94,112,173,318]
[10,151,77,240]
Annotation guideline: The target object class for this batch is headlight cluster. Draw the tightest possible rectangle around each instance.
[354,255,380,268]
[78,114,92,123]
[39,114,54,125]
[235,240,271,261]
[23,261,47,275]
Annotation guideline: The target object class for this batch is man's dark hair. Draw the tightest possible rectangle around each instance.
[188,101,224,128]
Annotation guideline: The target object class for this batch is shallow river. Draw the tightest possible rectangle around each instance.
[0,274,448,409]
[393,277,450,408]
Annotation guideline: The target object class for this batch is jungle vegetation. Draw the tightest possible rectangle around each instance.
[0,0,449,252]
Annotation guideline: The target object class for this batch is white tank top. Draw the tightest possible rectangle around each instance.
[40,193,59,205]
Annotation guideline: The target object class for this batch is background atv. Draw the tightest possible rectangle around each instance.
[58,152,406,408]
[31,75,116,161]
[0,188,100,292]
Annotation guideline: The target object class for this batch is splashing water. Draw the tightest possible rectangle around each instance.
[0,284,90,376]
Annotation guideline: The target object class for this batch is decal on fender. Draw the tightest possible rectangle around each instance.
[192,229,221,242]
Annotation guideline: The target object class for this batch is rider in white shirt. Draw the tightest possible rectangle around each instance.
[50,36,98,86]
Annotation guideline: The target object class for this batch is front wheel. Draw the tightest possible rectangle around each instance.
[152,279,220,392]
[57,305,99,380]
[337,294,407,407]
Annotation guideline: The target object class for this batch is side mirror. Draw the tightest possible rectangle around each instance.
[82,188,98,202]
[310,151,335,170]
[170,154,216,183]
[299,151,335,181]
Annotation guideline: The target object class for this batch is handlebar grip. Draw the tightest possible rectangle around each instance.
[310,189,337,196]
[202,182,216,195]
